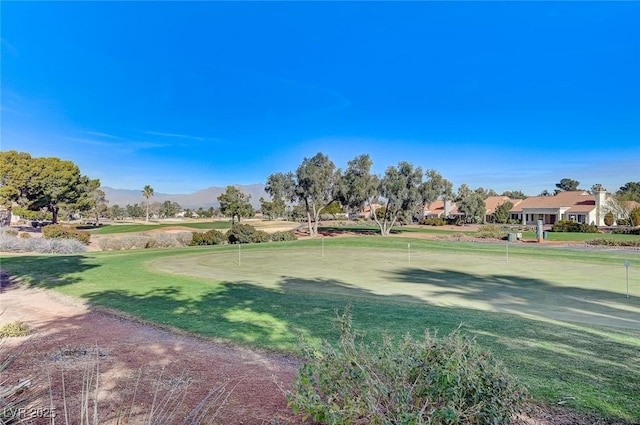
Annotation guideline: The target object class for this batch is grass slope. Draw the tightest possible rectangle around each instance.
[2,238,639,422]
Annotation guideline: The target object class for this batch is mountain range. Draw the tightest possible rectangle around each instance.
[102,184,268,210]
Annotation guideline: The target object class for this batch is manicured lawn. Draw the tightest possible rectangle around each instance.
[2,237,639,422]
[82,221,232,234]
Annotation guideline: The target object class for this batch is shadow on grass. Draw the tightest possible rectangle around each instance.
[386,267,640,330]
[0,255,99,288]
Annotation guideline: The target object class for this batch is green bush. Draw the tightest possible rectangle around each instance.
[191,229,226,246]
[271,230,297,242]
[604,212,615,226]
[419,217,447,226]
[226,224,268,244]
[551,220,598,233]
[42,224,91,244]
[287,308,527,425]
[19,232,31,239]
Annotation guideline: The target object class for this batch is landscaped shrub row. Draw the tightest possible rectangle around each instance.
[99,232,193,251]
[585,238,640,247]
[551,220,598,233]
[190,225,297,246]
[0,232,87,253]
[42,224,91,244]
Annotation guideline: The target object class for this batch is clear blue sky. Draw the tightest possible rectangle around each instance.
[2,1,639,196]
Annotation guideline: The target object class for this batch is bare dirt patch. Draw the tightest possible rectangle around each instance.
[0,274,300,425]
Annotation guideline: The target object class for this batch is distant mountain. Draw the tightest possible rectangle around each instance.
[102,184,268,210]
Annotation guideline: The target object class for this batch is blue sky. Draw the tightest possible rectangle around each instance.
[2,1,639,196]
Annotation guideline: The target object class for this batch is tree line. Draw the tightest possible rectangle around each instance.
[2,150,639,230]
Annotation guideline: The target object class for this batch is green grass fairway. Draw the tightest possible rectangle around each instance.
[2,237,639,422]
[84,221,232,234]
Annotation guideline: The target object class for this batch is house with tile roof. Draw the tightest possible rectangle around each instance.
[483,196,523,223]
[423,196,522,223]
[509,188,611,226]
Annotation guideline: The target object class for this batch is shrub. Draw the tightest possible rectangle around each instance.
[419,217,447,226]
[586,238,640,247]
[0,234,24,252]
[1,228,18,236]
[42,224,91,244]
[119,235,152,250]
[226,224,260,244]
[611,227,640,235]
[287,308,527,425]
[19,232,31,239]
[271,230,297,242]
[99,238,123,251]
[0,321,30,338]
[174,231,193,246]
[551,220,598,233]
[191,229,226,246]
[604,212,615,226]
[476,224,507,239]
[0,234,86,253]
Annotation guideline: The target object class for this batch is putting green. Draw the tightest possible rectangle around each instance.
[152,246,640,330]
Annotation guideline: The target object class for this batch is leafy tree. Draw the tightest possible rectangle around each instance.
[160,200,181,218]
[337,154,379,219]
[217,185,253,224]
[589,183,604,195]
[320,200,343,219]
[539,189,552,197]
[107,204,126,220]
[422,169,454,203]
[266,153,340,237]
[0,151,98,224]
[493,201,514,224]
[617,181,640,202]
[605,194,640,225]
[295,153,341,236]
[555,178,580,192]
[260,197,286,220]
[475,187,498,199]
[455,184,473,202]
[501,190,527,199]
[375,162,425,235]
[142,185,154,222]
[87,182,108,224]
[126,203,144,219]
[457,192,486,223]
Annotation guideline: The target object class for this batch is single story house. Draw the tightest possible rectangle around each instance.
[509,189,610,226]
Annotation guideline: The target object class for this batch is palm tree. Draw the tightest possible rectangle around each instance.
[142,185,154,222]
